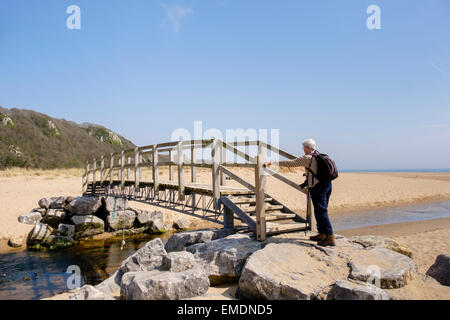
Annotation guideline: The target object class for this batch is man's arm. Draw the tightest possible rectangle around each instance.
[268,156,310,168]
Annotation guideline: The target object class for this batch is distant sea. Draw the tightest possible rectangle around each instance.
[341,169,450,173]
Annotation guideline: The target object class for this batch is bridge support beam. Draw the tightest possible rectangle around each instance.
[255,145,266,241]
[177,142,185,201]
[211,139,221,210]
[223,206,234,229]
[152,145,159,198]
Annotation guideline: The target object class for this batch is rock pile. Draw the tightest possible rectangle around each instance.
[18,195,184,251]
[73,230,427,300]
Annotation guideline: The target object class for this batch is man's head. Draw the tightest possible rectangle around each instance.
[302,138,316,154]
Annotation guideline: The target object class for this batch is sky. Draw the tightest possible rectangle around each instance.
[0,0,449,170]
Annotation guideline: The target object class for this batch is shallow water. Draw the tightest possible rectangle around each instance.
[0,233,171,300]
[333,200,450,231]
[1,201,450,300]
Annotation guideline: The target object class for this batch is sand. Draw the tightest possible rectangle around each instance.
[1,169,450,241]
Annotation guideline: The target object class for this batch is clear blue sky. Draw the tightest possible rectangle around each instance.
[0,0,449,170]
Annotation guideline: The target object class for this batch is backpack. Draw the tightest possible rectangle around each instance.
[306,151,339,182]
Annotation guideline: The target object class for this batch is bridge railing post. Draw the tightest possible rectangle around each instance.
[220,143,226,186]
[152,145,159,198]
[169,149,174,181]
[134,147,140,191]
[177,142,185,201]
[211,139,221,211]
[191,144,196,213]
[120,150,125,187]
[127,156,131,180]
[255,143,266,241]
[100,156,104,185]
[110,153,114,185]
[92,159,97,195]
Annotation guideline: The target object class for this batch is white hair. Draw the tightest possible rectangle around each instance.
[302,138,316,150]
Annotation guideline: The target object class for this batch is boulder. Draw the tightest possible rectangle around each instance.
[149,217,166,234]
[71,215,104,239]
[8,236,24,248]
[165,228,235,252]
[47,235,75,251]
[238,242,349,300]
[103,196,128,212]
[107,210,136,231]
[27,223,53,247]
[69,285,115,300]
[66,196,102,216]
[132,209,163,226]
[38,196,71,209]
[95,272,120,296]
[332,280,391,300]
[18,212,42,225]
[347,246,418,289]
[173,217,190,230]
[187,234,263,285]
[115,238,167,283]
[120,268,210,300]
[426,254,450,286]
[349,235,413,258]
[58,224,75,238]
[164,251,198,272]
[42,209,66,228]
[32,208,47,215]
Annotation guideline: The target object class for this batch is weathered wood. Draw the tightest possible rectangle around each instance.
[177,142,185,201]
[168,150,174,181]
[127,157,131,180]
[220,144,226,185]
[211,139,221,210]
[306,190,316,232]
[191,146,196,211]
[255,146,266,241]
[220,196,256,231]
[110,153,114,184]
[92,159,97,195]
[120,151,125,186]
[152,144,159,195]
[223,206,234,229]
[100,156,105,184]
[134,147,140,189]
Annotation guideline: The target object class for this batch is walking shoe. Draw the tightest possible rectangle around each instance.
[309,233,327,241]
[318,235,336,247]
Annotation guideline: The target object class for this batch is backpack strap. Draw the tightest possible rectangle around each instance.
[304,151,319,181]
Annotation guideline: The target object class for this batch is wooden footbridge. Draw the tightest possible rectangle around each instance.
[82,139,315,241]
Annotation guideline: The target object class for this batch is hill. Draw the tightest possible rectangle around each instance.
[0,107,136,169]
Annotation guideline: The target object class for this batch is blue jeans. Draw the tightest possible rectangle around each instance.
[309,181,333,235]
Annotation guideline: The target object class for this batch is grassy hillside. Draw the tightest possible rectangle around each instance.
[0,107,136,169]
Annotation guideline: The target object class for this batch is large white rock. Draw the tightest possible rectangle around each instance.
[26,223,53,246]
[69,285,115,300]
[187,234,263,285]
[332,280,391,300]
[173,217,190,230]
[66,196,102,215]
[120,268,210,300]
[71,215,104,239]
[349,235,413,258]
[347,246,418,289]
[18,212,42,225]
[58,224,75,238]
[42,209,66,228]
[426,254,450,286]
[103,196,128,212]
[165,228,235,252]
[38,196,71,209]
[115,238,167,283]
[107,210,136,231]
[164,251,198,272]
[239,242,349,300]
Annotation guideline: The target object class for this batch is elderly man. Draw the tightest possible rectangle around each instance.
[266,139,335,247]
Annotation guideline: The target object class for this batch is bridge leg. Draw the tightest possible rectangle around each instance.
[211,139,221,210]
[306,191,317,232]
[255,145,266,241]
[223,206,234,229]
